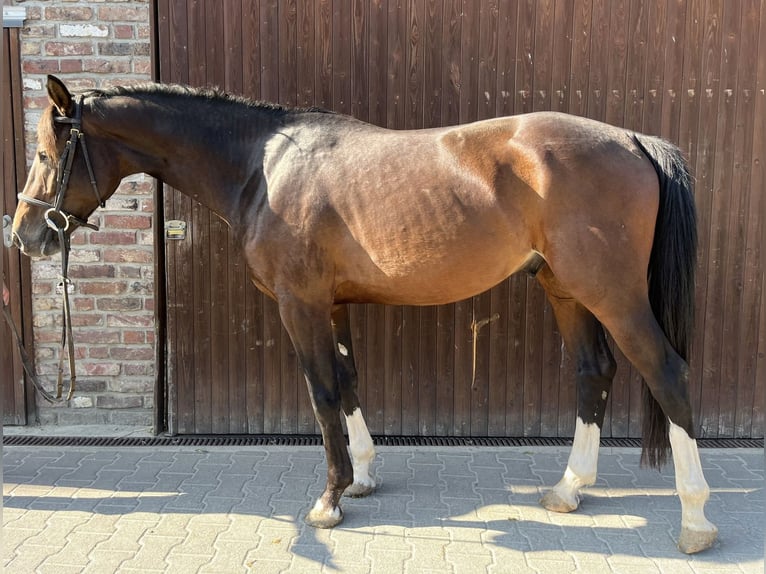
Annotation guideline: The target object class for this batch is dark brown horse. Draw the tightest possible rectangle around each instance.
[13,76,717,553]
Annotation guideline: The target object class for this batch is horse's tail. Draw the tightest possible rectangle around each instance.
[632,133,698,469]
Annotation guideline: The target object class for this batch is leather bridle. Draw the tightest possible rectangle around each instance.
[10,96,104,402]
[17,95,105,231]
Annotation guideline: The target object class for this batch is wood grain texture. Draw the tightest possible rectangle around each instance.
[155,0,763,439]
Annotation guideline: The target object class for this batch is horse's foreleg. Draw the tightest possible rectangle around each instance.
[332,305,377,497]
[280,300,353,528]
[538,271,616,513]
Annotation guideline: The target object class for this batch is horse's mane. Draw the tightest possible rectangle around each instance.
[83,82,331,115]
[37,82,331,164]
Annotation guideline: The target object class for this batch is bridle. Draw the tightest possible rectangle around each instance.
[9,95,104,402]
[17,95,105,231]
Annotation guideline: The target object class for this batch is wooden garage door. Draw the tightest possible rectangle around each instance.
[154,0,764,439]
[2,19,35,425]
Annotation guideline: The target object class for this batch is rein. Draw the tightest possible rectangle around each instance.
[11,96,104,402]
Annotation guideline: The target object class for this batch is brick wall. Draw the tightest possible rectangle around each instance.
[17,1,155,427]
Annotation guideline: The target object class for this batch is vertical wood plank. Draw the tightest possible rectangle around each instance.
[740,0,765,438]
[533,0,561,438]
[587,0,609,122]
[623,0,650,438]
[423,0,443,128]
[364,0,388,435]
[601,0,630,438]
[316,0,333,109]
[569,0,593,117]
[716,0,748,437]
[678,0,705,429]
[350,0,369,121]
[699,0,738,437]
[400,0,425,436]
[475,0,500,436]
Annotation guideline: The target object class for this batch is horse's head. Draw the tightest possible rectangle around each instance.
[13,75,118,257]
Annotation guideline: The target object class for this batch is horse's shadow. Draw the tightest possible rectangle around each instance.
[2,448,763,570]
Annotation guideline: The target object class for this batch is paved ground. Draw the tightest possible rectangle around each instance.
[2,439,763,573]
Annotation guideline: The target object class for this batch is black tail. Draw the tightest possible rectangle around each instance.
[632,134,698,468]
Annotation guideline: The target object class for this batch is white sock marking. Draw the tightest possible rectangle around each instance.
[668,422,716,534]
[550,417,600,505]
[345,408,376,488]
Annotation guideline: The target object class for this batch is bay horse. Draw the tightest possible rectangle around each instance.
[13,76,717,553]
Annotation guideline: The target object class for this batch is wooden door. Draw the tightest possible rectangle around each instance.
[2,22,34,425]
[154,0,764,439]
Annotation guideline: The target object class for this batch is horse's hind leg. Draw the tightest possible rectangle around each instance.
[279,298,352,528]
[332,304,376,497]
[596,305,717,553]
[537,269,616,513]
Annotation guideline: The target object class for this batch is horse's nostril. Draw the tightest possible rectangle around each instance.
[11,231,23,250]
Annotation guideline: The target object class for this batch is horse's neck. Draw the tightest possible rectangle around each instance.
[102,96,274,227]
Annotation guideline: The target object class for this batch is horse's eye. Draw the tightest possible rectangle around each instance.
[38,151,49,162]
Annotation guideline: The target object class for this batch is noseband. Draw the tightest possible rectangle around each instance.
[17,95,104,232]
[11,96,105,402]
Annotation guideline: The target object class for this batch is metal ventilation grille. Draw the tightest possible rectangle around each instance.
[3,434,762,449]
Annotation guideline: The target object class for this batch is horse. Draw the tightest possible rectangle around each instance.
[12,75,717,553]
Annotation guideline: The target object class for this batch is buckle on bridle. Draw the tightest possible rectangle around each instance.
[44,208,71,232]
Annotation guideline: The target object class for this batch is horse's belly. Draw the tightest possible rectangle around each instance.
[335,246,533,306]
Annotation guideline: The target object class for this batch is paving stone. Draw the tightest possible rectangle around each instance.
[2,445,762,573]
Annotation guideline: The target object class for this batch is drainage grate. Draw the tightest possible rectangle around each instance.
[3,434,762,449]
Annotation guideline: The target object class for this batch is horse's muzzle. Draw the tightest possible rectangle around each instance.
[11,226,58,258]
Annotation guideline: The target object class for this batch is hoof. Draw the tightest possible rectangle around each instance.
[678,525,718,554]
[344,479,376,498]
[540,490,579,513]
[305,501,344,529]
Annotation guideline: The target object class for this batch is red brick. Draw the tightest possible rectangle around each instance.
[77,331,121,344]
[70,315,104,327]
[103,215,152,229]
[97,395,143,409]
[96,297,143,311]
[69,264,116,279]
[45,7,94,21]
[116,266,143,279]
[46,42,94,56]
[24,95,53,109]
[22,59,60,73]
[113,25,135,40]
[87,347,110,359]
[78,281,128,295]
[32,283,53,295]
[21,24,55,38]
[104,249,154,264]
[60,59,84,73]
[123,331,146,345]
[73,297,95,312]
[123,364,153,376]
[84,362,121,376]
[89,231,136,245]
[98,6,149,22]
[109,347,154,361]
[82,59,131,74]
[107,314,153,328]
[70,233,88,246]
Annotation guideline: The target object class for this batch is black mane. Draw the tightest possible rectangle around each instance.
[82,82,331,116]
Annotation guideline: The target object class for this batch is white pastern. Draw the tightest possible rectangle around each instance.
[543,417,600,511]
[345,408,376,490]
[668,422,717,540]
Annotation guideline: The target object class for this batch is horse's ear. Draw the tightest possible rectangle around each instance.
[47,75,74,117]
